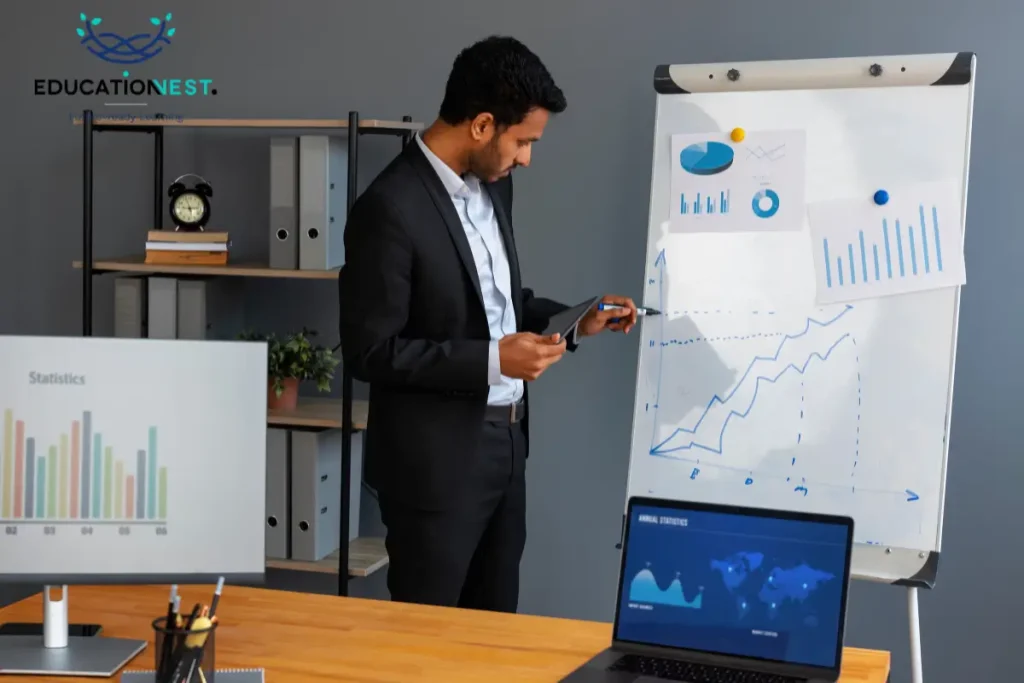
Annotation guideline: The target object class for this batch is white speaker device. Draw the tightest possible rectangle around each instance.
[298,135,348,270]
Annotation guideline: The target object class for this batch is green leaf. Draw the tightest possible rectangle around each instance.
[80,13,86,21]
[165,13,173,21]
[150,17,161,25]
[90,17,101,25]
[76,27,85,36]
[167,27,175,36]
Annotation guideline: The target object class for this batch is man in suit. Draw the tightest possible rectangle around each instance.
[338,35,637,613]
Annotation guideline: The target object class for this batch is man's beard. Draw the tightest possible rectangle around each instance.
[468,138,512,181]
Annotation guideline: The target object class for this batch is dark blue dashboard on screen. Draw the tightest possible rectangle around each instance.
[615,504,850,669]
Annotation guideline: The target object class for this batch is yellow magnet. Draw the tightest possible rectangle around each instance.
[730,127,746,142]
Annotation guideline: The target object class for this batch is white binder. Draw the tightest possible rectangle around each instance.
[298,135,347,270]
[289,429,362,561]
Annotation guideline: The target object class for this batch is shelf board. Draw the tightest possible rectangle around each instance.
[268,398,367,430]
[73,117,422,134]
[267,537,388,578]
[73,255,339,280]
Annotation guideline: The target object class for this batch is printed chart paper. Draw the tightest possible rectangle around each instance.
[669,130,807,234]
[808,181,966,305]
[0,336,267,577]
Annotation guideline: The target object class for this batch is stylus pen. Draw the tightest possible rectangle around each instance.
[157,586,179,681]
[208,576,225,618]
[597,303,661,316]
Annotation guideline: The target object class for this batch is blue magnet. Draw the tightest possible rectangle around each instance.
[873,189,889,206]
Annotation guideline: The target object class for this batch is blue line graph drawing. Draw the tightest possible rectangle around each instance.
[646,251,854,457]
[638,248,925,516]
[745,144,787,162]
[649,313,853,456]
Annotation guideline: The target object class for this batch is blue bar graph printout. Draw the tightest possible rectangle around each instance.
[822,203,947,290]
[680,190,730,216]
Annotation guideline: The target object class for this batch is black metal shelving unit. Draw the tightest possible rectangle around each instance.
[78,108,416,597]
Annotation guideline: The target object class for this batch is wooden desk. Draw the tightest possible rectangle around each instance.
[0,586,890,682]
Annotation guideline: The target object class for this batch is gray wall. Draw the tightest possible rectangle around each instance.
[0,1,1017,681]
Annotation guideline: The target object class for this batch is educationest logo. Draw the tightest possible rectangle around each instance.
[33,12,216,98]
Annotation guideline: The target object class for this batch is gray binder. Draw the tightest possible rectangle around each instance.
[265,428,291,559]
[289,430,362,562]
[298,135,347,270]
[113,275,146,338]
[146,277,177,339]
[176,278,243,340]
[269,137,299,269]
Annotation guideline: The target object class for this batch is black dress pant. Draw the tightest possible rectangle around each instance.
[378,419,527,613]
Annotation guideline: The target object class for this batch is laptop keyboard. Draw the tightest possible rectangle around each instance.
[607,653,803,682]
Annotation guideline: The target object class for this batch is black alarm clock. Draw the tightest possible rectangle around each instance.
[167,173,213,231]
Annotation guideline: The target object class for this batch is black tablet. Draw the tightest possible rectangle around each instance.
[542,296,602,340]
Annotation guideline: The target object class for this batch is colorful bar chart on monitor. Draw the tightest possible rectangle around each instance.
[0,409,167,525]
[807,181,966,305]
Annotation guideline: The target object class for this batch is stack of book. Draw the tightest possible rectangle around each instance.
[145,231,229,266]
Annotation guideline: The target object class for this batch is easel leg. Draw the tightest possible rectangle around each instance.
[908,586,923,683]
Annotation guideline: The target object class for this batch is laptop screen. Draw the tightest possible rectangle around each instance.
[614,501,851,670]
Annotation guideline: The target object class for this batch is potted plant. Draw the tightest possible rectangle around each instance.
[239,328,340,410]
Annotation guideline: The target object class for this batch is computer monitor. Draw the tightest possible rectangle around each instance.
[0,335,267,676]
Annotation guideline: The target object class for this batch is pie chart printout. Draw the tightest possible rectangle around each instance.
[680,142,734,176]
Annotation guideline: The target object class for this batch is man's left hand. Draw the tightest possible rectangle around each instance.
[577,295,638,337]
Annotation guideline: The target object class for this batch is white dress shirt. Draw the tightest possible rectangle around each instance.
[415,134,522,406]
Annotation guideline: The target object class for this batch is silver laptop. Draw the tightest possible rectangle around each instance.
[562,496,854,683]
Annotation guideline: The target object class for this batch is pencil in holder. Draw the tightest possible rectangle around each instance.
[152,615,218,683]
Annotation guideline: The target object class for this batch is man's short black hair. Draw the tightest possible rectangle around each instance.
[438,35,567,128]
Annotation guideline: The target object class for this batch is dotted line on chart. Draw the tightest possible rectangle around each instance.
[673,310,777,316]
[788,382,805,492]
[853,337,861,490]
[796,378,804,449]
[660,331,784,347]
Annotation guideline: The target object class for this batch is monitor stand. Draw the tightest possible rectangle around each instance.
[0,586,147,677]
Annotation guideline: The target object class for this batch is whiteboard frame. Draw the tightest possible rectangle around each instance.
[627,52,976,588]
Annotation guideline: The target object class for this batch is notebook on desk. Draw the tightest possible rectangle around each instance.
[120,667,264,683]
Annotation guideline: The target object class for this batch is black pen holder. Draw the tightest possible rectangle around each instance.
[152,616,217,683]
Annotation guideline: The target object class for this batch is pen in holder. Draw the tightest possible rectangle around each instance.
[152,614,217,683]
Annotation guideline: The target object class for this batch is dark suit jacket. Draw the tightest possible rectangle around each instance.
[338,141,570,511]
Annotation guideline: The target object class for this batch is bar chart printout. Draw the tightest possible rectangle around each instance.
[807,182,966,305]
[680,190,731,216]
[0,409,168,525]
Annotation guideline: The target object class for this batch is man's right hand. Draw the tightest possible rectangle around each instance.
[498,332,568,381]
